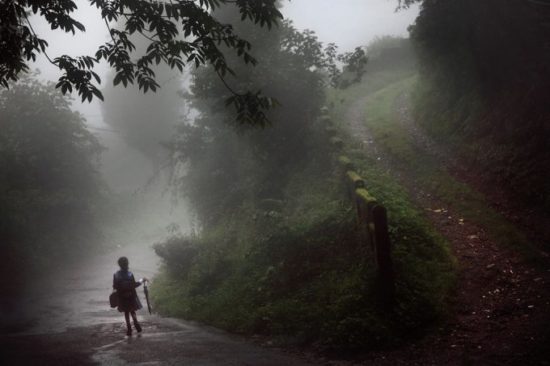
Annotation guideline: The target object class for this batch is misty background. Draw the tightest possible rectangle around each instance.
[25,0,420,234]
[1,0,419,328]
[2,1,550,364]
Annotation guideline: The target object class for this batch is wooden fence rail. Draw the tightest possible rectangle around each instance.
[325,111,395,307]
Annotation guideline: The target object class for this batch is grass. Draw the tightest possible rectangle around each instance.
[151,159,455,349]
[329,68,416,120]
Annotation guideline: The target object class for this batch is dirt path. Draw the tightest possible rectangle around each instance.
[0,243,315,366]
[394,93,550,257]
[344,94,550,365]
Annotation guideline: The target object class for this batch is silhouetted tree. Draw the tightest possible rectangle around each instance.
[0,74,103,292]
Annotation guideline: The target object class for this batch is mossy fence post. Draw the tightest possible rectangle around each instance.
[338,161,395,307]
[354,183,395,308]
[372,205,395,307]
[324,107,395,307]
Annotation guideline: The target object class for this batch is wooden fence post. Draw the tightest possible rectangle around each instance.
[355,189,377,255]
[372,205,395,307]
[330,128,395,308]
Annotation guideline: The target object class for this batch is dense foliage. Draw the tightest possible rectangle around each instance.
[170,20,327,222]
[152,3,343,344]
[0,75,104,295]
[167,6,364,225]
[409,0,550,207]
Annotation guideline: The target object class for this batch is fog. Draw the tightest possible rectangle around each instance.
[284,0,419,51]
[25,0,418,185]
[2,0,420,335]
[26,0,419,196]
[19,0,420,240]
[9,1,548,364]
[29,0,419,125]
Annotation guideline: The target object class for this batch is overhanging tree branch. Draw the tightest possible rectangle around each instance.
[0,0,283,124]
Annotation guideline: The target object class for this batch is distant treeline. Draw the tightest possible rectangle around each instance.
[409,0,550,207]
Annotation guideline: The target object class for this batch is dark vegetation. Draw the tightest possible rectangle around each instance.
[348,76,538,261]
[0,75,105,296]
[151,8,454,350]
[408,0,550,212]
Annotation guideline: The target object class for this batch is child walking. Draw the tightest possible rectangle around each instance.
[113,256,146,336]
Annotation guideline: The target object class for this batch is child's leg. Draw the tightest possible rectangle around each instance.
[124,311,132,335]
[131,311,142,332]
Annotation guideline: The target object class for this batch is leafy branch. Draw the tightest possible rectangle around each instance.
[0,0,282,124]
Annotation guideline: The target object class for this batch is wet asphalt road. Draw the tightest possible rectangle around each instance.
[0,243,314,365]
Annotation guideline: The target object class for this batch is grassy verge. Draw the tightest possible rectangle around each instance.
[352,76,541,263]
